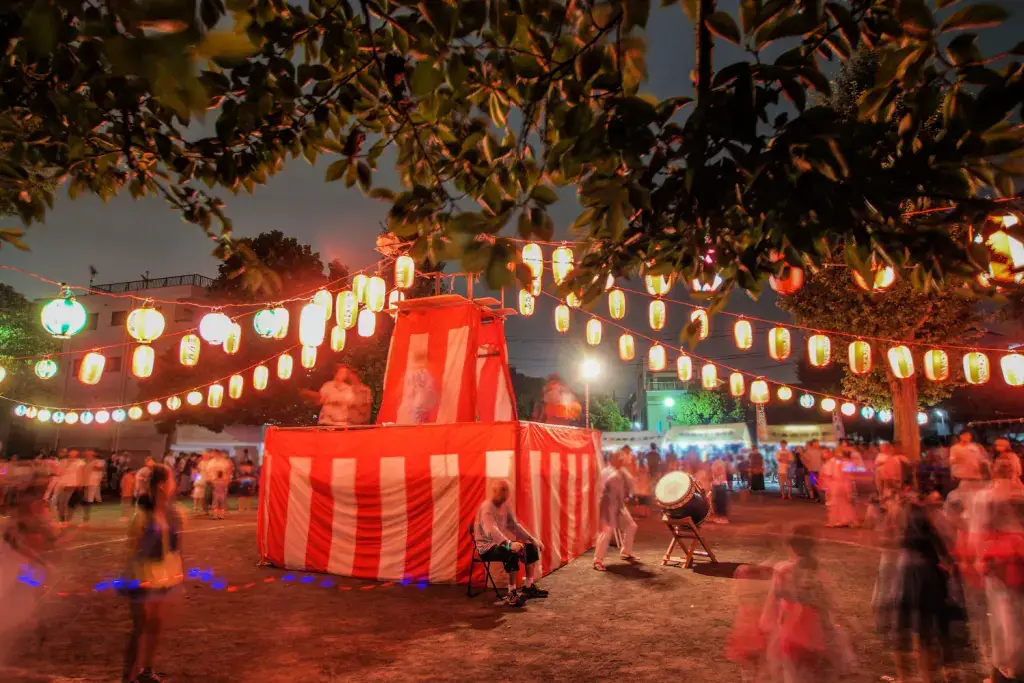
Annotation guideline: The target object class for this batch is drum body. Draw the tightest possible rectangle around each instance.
[654,471,711,526]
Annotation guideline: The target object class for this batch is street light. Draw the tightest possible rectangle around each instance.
[581,358,601,429]
[663,397,675,408]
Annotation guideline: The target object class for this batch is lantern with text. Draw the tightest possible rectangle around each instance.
[357,309,376,337]
[807,334,831,367]
[199,312,232,345]
[301,345,317,369]
[166,396,182,411]
[330,326,346,352]
[555,304,570,333]
[750,379,769,404]
[552,246,574,285]
[608,289,626,320]
[277,354,294,380]
[128,406,143,420]
[519,290,535,317]
[395,255,415,289]
[586,318,602,346]
[841,402,856,417]
[254,307,287,339]
[768,327,791,361]
[253,365,269,391]
[366,276,386,313]
[649,300,666,331]
[567,292,582,309]
[222,322,242,355]
[800,393,815,408]
[127,304,165,344]
[963,352,991,385]
[649,344,667,372]
[352,274,369,303]
[769,264,804,295]
[887,346,915,379]
[848,340,872,375]
[312,289,333,321]
[26,407,38,419]
[702,364,718,389]
[131,345,155,378]
[179,334,201,367]
[861,407,876,420]
[778,386,793,401]
[186,391,202,406]
[853,264,897,292]
[81,412,94,425]
[41,287,87,339]
[207,384,224,409]
[1000,353,1024,386]
[878,409,893,423]
[299,302,327,347]
[336,292,358,330]
[677,355,693,382]
[734,319,753,350]
[35,359,57,379]
[147,401,162,416]
[229,374,244,399]
[729,372,745,397]
[690,310,709,341]
[924,349,950,382]
[821,398,836,412]
[78,352,105,385]
[52,411,65,424]
[618,334,635,361]
[644,274,670,297]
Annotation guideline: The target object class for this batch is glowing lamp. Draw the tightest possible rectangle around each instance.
[769,265,804,295]
[387,289,405,314]
[649,300,666,331]
[14,405,26,417]
[95,410,110,424]
[81,411,94,425]
[147,401,162,416]
[186,391,203,406]
[701,364,718,389]
[222,322,242,355]
[131,345,155,378]
[313,289,333,321]
[127,305,166,343]
[820,398,836,412]
[522,243,543,282]
[301,345,317,369]
[567,292,582,309]
[366,276,386,313]
[887,345,915,379]
[604,273,615,291]
[768,327,791,361]
[78,352,106,385]
[853,265,897,292]
[229,374,244,399]
[552,246,574,285]
[750,379,770,404]
[38,408,52,423]
[1001,353,1024,387]
[336,291,358,330]
[166,396,182,411]
[677,355,693,382]
[65,412,79,425]
[198,312,232,345]
[52,411,65,424]
[179,334,201,367]
[861,406,876,419]
[253,365,269,391]
[618,334,636,361]
[357,309,376,337]
[35,359,58,380]
[205,384,223,409]
[924,349,950,382]
[807,334,831,367]
[917,411,928,425]
[986,218,1024,284]
[26,406,38,419]
[777,386,793,401]
[692,275,723,293]
[608,289,626,320]
[395,255,415,289]
[799,394,815,409]
[352,274,369,303]
[330,326,346,352]
[254,308,282,339]
[277,354,293,380]
[848,340,872,375]
[299,302,327,347]
[733,320,753,350]
[41,287,87,339]
[519,290,535,317]
[644,274,670,297]
[841,402,856,417]
[729,372,745,397]
[648,344,667,372]
[690,310,709,340]
[127,406,143,420]
[586,318,602,346]
[555,304,570,334]
[962,351,990,385]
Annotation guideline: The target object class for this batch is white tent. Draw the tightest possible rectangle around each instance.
[762,423,838,446]
[661,423,752,450]
[600,430,660,452]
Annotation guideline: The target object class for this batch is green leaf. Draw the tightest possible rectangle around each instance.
[198,32,257,60]
[939,4,1008,32]
[325,159,348,182]
[410,61,444,98]
[530,185,559,205]
[706,12,741,45]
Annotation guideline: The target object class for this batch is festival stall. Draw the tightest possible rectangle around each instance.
[661,422,752,451]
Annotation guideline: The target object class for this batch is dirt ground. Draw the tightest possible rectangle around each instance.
[0,493,985,683]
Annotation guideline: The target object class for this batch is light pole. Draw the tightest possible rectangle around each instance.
[581,358,601,429]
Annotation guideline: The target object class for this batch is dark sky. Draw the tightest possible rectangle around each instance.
[2,3,1022,398]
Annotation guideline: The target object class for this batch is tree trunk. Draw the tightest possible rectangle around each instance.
[890,377,920,462]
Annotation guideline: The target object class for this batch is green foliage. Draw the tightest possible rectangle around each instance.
[670,389,744,426]
[0,284,60,404]
[589,394,630,431]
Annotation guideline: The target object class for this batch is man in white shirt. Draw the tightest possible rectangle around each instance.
[802,440,823,502]
[303,365,372,427]
[950,431,987,487]
[776,440,795,500]
[474,480,546,606]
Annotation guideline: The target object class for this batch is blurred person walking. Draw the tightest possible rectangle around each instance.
[749,446,766,492]
[821,450,858,528]
[802,440,823,502]
[777,441,795,500]
[950,431,988,488]
[593,450,638,571]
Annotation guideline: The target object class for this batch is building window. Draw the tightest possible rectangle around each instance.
[110,310,127,327]
[175,305,194,323]
[86,313,99,331]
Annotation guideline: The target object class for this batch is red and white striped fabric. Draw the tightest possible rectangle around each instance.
[257,422,601,583]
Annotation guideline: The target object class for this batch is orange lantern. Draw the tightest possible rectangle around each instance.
[963,351,990,385]
[253,365,269,391]
[126,304,165,344]
[395,255,416,289]
[729,372,745,397]
[179,334,201,367]
[567,292,582,309]
[522,243,543,282]
[352,273,369,303]
[336,291,358,330]
[924,349,950,382]
[750,379,770,404]
[702,363,718,389]
[277,353,293,380]
[222,322,242,355]
[299,302,326,347]
[78,351,106,385]
[887,345,915,379]
[357,309,376,337]
[313,289,333,321]
[618,334,635,361]
[608,289,626,320]
[555,304,570,333]
[552,246,574,285]
[366,276,386,313]
[768,327,791,361]
[301,345,317,369]
[777,386,793,401]
[519,289,535,317]
[807,334,831,367]
[734,319,753,350]
[649,344,667,372]
[848,340,872,375]
[769,264,804,295]
[820,397,836,412]
[690,310,709,341]
[644,274,670,297]
[586,318,602,346]
[229,374,244,399]
[330,326,346,352]
[853,264,897,292]
[128,405,143,420]
[207,383,224,409]
[649,300,666,331]
[1000,353,1024,386]
[131,345,155,379]
[677,354,693,382]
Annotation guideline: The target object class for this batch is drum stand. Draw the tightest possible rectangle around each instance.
[661,516,717,569]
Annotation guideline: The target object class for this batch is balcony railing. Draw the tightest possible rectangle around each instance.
[92,274,214,294]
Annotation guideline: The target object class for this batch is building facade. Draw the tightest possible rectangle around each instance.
[634,365,694,433]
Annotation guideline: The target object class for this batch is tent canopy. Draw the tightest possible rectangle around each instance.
[661,423,752,450]
[762,423,838,446]
[600,430,660,452]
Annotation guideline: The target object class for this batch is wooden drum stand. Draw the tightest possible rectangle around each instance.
[661,515,717,569]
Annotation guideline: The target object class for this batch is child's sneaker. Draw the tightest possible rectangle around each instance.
[505,588,524,607]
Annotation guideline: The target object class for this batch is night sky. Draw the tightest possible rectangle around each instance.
[2,2,1021,398]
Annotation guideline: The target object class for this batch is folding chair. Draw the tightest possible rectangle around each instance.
[466,525,504,599]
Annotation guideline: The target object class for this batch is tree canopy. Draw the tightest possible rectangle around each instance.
[670,388,744,426]
[1,0,1022,300]
[589,394,630,431]
[0,284,60,406]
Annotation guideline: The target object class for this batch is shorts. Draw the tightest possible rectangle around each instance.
[479,542,540,575]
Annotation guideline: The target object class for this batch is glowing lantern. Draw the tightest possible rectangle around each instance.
[357,309,376,337]
[198,312,232,345]
[366,276,386,313]
[131,345,155,379]
[604,274,615,291]
[555,304,570,333]
[766,327,792,361]
[853,264,897,292]
[649,300,667,331]
[35,359,58,380]
[986,215,1024,284]
[924,349,950,382]
[38,409,52,423]
[734,320,753,350]
[41,287,87,339]
[65,412,79,425]
[301,345,317,369]
[81,411,94,425]
[330,326,346,352]
[311,289,333,322]
[702,364,718,389]
[220,322,241,355]
[1001,353,1024,387]
[335,292,358,331]
[608,289,626,320]
[522,243,543,282]
[729,372,745,397]
[186,391,202,406]
[299,302,327,347]
[750,379,770,404]
[253,365,269,391]
[128,405,143,420]
[778,386,793,401]
[179,334,201,367]
[352,274,369,303]
[166,396,182,411]
[690,310,709,340]
[14,405,26,417]
[645,274,670,297]
[841,402,856,417]
[807,334,831,367]
[887,345,915,379]
[277,354,294,380]
[229,374,244,399]
[567,292,582,309]
[821,398,836,412]
[800,393,815,408]
[207,384,224,409]
[848,340,872,375]
[254,307,288,339]
[387,289,405,314]
[52,411,65,424]
[618,334,636,361]
[395,255,415,289]
[95,410,110,424]
[677,355,693,382]
[649,344,667,372]
[917,411,928,425]
[963,351,991,385]
[78,352,105,385]
[519,290,535,317]
[147,401,162,416]
[552,246,574,285]
[126,305,166,343]
[769,264,804,295]
[26,406,38,419]
[586,318,602,346]
[861,407,876,419]
[692,275,723,293]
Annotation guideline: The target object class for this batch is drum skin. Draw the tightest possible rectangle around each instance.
[655,471,711,526]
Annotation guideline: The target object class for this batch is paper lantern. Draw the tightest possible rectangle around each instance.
[807,334,831,367]
[1001,353,1024,387]
[41,288,87,339]
[729,372,745,397]
[690,310,709,341]
[677,355,693,382]
[777,386,793,401]
[861,406,876,419]
[924,349,950,382]
[186,391,203,406]
[52,411,65,424]
[81,411,95,425]
[566,292,582,309]
[147,401,162,416]
[366,276,386,313]
[986,217,1024,284]
[799,393,815,408]
[767,327,791,361]
[769,265,804,295]
[887,345,915,379]
[128,405,143,420]
[166,396,182,411]
[519,290,535,317]
[35,359,57,380]
[95,410,110,424]
[301,345,317,369]
[330,326,346,352]
[840,402,856,417]
[604,273,615,291]
[608,289,626,320]
[38,408,52,423]
[131,345,155,379]
[199,312,232,345]
[14,405,26,417]
[644,274,670,297]
[917,411,928,425]
[126,305,165,343]
[552,246,574,285]
[253,365,269,391]
[357,309,376,337]
[179,334,201,367]
[750,379,770,404]
[701,364,718,389]
[64,412,78,425]
[222,322,242,355]
[313,289,333,321]
[820,398,836,412]
[522,243,543,282]
[733,320,753,350]
[299,302,327,347]
[618,334,635,361]
[277,353,294,380]
[352,273,369,303]
[25,406,38,419]
[78,352,105,385]
[335,292,358,330]
[853,264,897,292]
[649,300,666,331]
[648,344,667,372]
[387,289,405,314]
[586,318,602,346]
[395,255,416,289]
[207,384,224,409]
[692,275,723,292]
[229,374,244,399]
[254,307,289,339]
[848,340,872,375]
[555,304,570,333]
[962,351,990,385]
